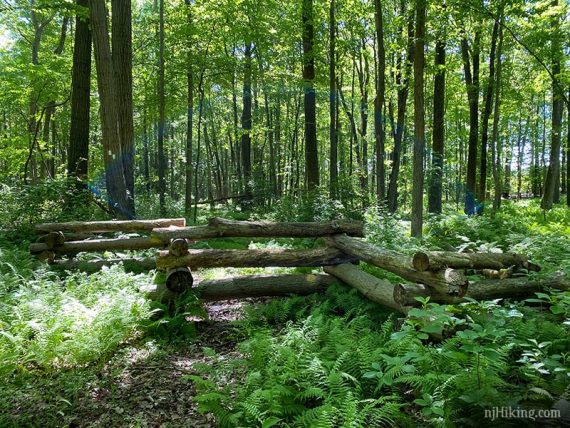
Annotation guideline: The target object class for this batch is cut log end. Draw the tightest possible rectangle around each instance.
[165,267,194,293]
[169,238,189,257]
[412,251,431,272]
[443,268,469,297]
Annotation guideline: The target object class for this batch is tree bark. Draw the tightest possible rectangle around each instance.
[541,0,563,210]
[89,0,130,218]
[478,19,500,201]
[156,247,357,270]
[374,0,386,203]
[324,264,407,313]
[147,274,335,302]
[31,236,167,254]
[395,273,570,306]
[151,217,364,241]
[327,234,468,296]
[302,0,319,189]
[241,41,253,206]
[428,37,445,214]
[387,8,413,213]
[412,250,536,272]
[112,0,135,216]
[329,0,338,198]
[461,31,481,213]
[35,218,185,233]
[411,0,426,237]
[67,0,91,179]
[157,0,166,215]
[51,257,157,273]
[491,23,504,211]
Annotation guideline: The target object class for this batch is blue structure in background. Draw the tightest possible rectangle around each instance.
[464,190,484,216]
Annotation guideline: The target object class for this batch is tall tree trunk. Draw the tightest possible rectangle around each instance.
[541,0,563,210]
[89,0,129,218]
[478,19,500,202]
[302,0,319,190]
[491,24,504,211]
[411,0,426,237]
[461,30,481,213]
[387,7,413,213]
[374,0,386,204]
[112,0,135,216]
[67,1,91,179]
[157,0,166,215]
[357,40,369,203]
[329,0,338,198]
[241,41,253,206]
[185,0,193,215]
[428,37,445,214]
[566,88,570,207]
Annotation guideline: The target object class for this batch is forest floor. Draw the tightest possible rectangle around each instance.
[11,299,259,428]
[2,199,570,427]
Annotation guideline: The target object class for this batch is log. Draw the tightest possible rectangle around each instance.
[327,235,468,296]
[144,273,335,302]
[323,264,408,314]
[151,217,364,241]
[412,250,539,272]
[166,267,194,293]
[156,246,357,270]
[51,257,157,273]
[34,218,186,234]
[169,238,189,257]
[394,273,570,306]
[30,236,167,254]
[37,250,55,264]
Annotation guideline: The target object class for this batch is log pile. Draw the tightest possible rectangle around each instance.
[30,217,566,312]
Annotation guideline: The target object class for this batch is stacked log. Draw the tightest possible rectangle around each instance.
[150,217,364,241]
[145,273,336,303]
[393,273,569,306]
[326,234,468,297]
[34,218,186,233]
[156,247,357,270]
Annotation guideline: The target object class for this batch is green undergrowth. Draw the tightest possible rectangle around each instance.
[190,285,570,427]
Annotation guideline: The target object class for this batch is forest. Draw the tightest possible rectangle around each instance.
[0,0,569,426]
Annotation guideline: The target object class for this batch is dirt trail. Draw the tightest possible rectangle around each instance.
[67,299,261,428]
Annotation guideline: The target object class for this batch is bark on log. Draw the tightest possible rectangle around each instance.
[394,273,570,306]
[30,236,167,254]
[166,267,194,293]
[34,218,186,233]
[412,250,539,272]
[144,273,335,302]
[156,246,357,270]
[328,235,468,296]
[324,264,408,313]
[51,257,157,273]
[151,217,364,241]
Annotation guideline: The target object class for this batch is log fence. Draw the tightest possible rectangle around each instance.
[30,217,568,313]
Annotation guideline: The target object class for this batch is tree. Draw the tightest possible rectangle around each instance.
[411,0,425,237]
[67,0,91,180]
[428,34,445,214]
[329,0,338,198]
[89,0,130,218]
[387,5,413,213]
[185,0,194,215]
[478,18,500,202]
[112,0,135,216]
[157,0,166,215]
[374,0,386,204]
[461,28,481,213]
[302,0,319,190]
[541,0,563,210]
[241,41,253,205]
